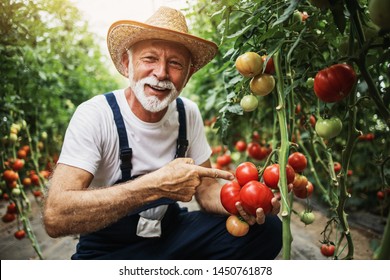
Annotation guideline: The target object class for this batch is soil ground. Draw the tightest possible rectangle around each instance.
[0,192,385,260]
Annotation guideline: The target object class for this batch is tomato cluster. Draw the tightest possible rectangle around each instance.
[220,161,275,237]
[1,121,57,244]
[235,51,276,112]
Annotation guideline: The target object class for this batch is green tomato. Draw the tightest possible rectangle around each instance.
[300,211,315,225]
[12,187,21,196]
[240,95,258,112]
[306,77,315,88]
[315,117,343,139]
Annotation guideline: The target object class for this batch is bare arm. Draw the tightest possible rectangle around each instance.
[43,158,234,238]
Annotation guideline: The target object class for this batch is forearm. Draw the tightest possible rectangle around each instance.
[44,174,161,237]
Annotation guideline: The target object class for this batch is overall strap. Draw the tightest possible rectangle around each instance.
[104,92,133,181]
[103,94,189,215]
[175,97,188,158]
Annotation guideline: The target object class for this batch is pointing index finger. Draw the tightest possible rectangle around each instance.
[196,166,235,181]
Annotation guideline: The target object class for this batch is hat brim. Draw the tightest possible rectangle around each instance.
[107,20,218,77]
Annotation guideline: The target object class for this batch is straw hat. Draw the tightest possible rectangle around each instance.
[107,6,218,77]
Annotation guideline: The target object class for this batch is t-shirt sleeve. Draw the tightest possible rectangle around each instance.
[185,99,212,165]
[57,100,105,175]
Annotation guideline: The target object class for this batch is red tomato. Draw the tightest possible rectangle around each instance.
[12,159,25,171]
[320,243,335,257]
[14,229,26,240]
[7,203,17,214]
[261,55,275,74]
[220,181,241,215]
[377,191,385,200]
[293,181,314,199]
[235,140,247,152]
[30,173,40,186]
[17,149,27,159]
[3,169,18,182]
[2,213,16,223]
[217,154,232,167]
[247,142,268,161]
[235,162,259,187]
[334,162,342,173]
[240,181,274,215]
[288,152,307,173]
[263,164,295,189]
[226,215,249,237]
[314,63,357,103]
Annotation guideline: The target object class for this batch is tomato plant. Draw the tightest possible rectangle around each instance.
[220,180,241,215]
[263,163,295,189]
[240,180,274,215]
[314,64,357,103]
[235,161,259,187]
[226,215,249,237]
[315,117,343,139]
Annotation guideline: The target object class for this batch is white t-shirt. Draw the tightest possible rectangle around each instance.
[58,89,212,188]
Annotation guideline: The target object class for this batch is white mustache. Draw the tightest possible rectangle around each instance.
[141,76,175,90]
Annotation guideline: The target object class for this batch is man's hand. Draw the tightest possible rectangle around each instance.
[150,158,234,203]
[235,197,281,225]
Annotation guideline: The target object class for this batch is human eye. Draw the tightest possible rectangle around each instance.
[169,60,184,70]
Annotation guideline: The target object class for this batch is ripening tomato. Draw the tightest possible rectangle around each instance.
[226,215,249,237]
[250,73,275,96]
[292,173,309,191]
[236,162,259,187]
[315,117,343,139]
[293,181,314,199]
[220,181,241,215]
[288,152,307,173]
[235,52,263,77]
[377,190,385,200]
[320,243,335,257]
[263,164,295,189]
[14,229,26,240]
[314,63,357,103]
[17,149,27,159]
[3,170,18,182]
[235,140,247,152]
[261,55,275,74]
[240,181,274,215]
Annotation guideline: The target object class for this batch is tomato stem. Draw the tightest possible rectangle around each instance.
[274,49,293,260]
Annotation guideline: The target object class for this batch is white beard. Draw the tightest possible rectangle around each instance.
[128,66,179,113]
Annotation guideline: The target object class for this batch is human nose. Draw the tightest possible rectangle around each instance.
[153,61,169,81]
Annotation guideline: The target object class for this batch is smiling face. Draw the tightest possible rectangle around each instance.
[122,39,193,120]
